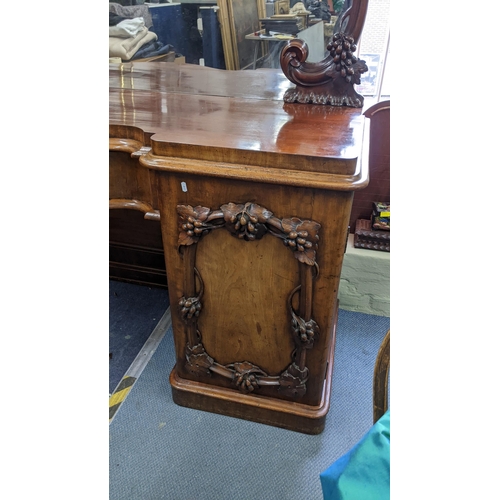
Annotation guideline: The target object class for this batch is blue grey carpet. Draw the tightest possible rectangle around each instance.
[109,310,389,500]
[109,280,170,394]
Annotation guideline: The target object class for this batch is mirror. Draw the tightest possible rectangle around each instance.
[297,0,347,63]
[247,0,368,68]
[109,0,369,73]
[299,0,368,63]
[256,0,346,65]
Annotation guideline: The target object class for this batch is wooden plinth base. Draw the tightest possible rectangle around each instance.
[170,321,337,435]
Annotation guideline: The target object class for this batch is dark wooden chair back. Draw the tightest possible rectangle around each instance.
[373,329,390,423]
[349,100,390,232]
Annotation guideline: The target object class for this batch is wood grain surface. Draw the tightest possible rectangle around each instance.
[110,62,365,175]
[109,62,369,433]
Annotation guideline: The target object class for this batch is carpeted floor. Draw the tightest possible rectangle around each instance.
[109,280,170,394]
[109,307,389,500]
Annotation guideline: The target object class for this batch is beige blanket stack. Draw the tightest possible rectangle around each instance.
[109,17,157,62]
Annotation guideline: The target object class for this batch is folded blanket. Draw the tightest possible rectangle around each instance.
[109,3,153,28]
[131,42,175,61]
[109,17,146,38]
[109,27,158,61]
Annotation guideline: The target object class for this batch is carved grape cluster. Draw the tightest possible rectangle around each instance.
[283,229,313,252]
[230,361,267,393]
[235,372,259,392]
[229,211,262,240]
[327,33,358,83]
[179,296,202,320]
[292,316,319,347]
[181,216,208,238]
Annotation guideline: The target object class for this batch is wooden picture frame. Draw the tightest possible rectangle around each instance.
[216,0,236,70]
[275,0,290,15]
[217,0,266,70]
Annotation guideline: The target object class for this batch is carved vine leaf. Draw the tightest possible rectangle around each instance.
[221,202,273,241]
[177,205,212,246]
[281,217,321,265]
[279,363,309,397]
[185,343,214,376]
[228,361,269,393]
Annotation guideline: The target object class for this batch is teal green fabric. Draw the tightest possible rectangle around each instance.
[320,410,390,500]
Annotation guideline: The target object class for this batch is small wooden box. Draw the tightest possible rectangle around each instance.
[354,219,390,252]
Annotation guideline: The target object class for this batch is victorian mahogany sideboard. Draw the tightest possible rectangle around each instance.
[109,62,369,434]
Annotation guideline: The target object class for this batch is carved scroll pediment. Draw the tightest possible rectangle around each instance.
[279,0,370,107]
[280,36,368,108]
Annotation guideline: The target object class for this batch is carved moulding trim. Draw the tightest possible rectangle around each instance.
[109,137,144,154]
[178,202,320,265]
[109,198,160,220]
[139,152,369,192]
[177,202,321,398]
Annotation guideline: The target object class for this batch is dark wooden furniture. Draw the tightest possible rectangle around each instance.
[109,61,369,434]
[279,0,369,107]
[109,208,167,288]
[373,329,390,423]
[348,100,390,232]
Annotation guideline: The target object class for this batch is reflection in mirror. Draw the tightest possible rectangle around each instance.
[296,0,347,62]
[333,0,350,33]
[108,0,369,76]
[250,0,346,66]
[243,0,363,67]
[298,0,363,63]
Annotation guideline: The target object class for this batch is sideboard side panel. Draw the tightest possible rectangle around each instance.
[157,170,353,408]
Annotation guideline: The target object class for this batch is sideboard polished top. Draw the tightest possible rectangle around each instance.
[109,62,366,175]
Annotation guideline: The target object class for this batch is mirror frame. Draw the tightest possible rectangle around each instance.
[340,0,369,44]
